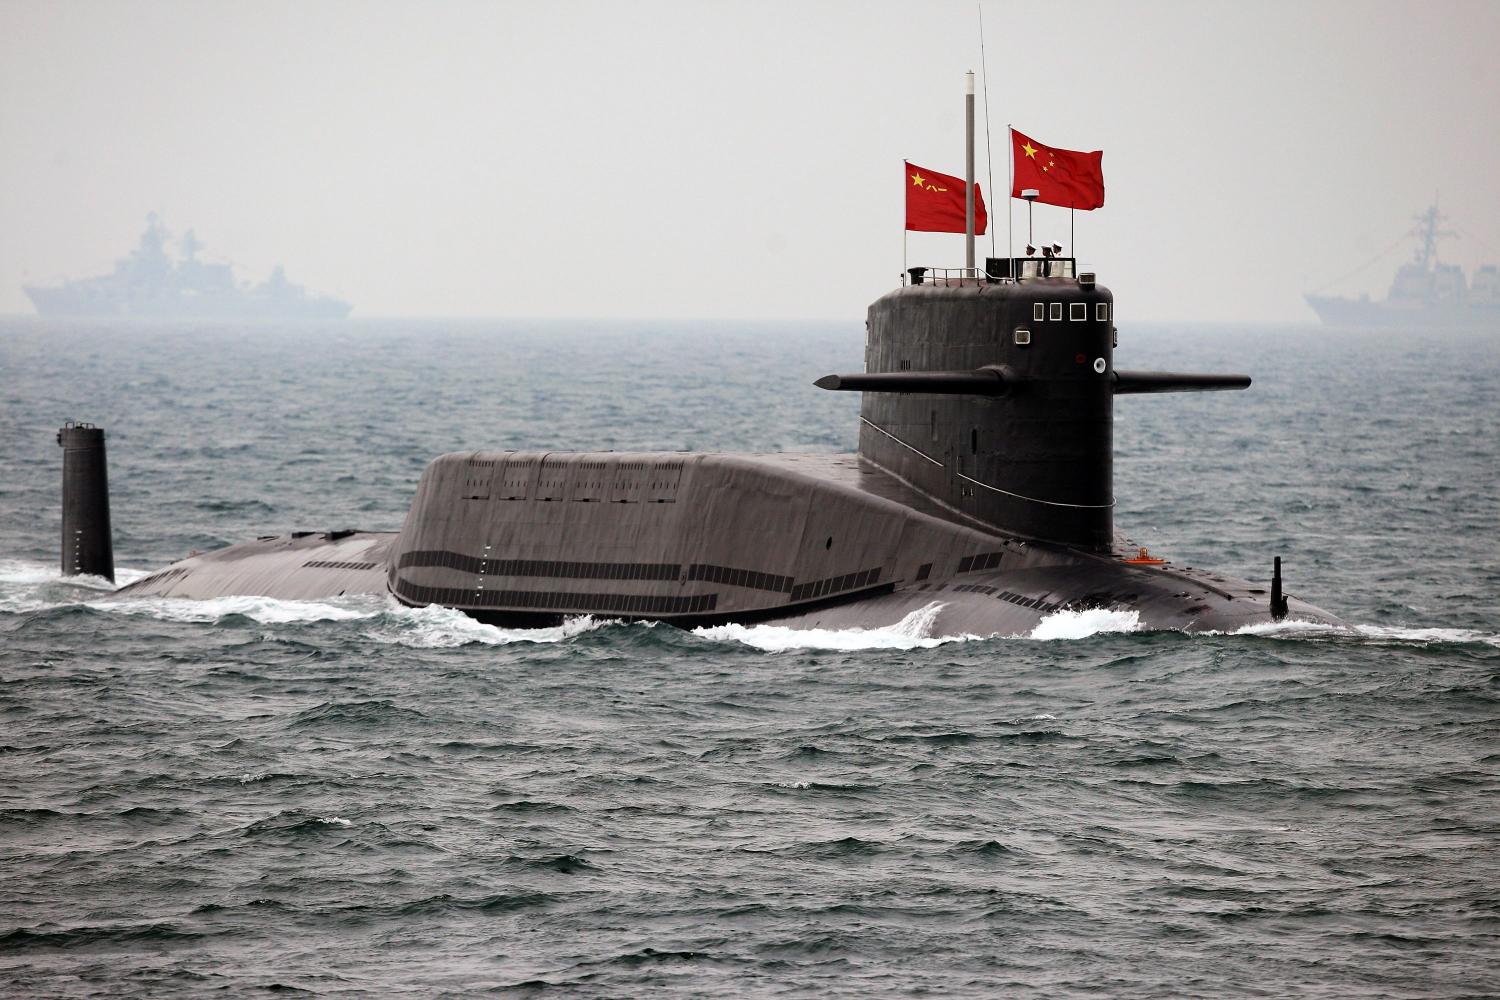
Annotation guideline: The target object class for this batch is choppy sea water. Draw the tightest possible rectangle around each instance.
[1,317,1497,997]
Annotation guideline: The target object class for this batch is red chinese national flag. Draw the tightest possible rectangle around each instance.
[905,161,987,234]
[1010,129,1105,211]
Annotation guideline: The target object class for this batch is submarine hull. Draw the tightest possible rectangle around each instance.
[117,531,395,601]
[109,273,1343,634]
[117,450,1338,634]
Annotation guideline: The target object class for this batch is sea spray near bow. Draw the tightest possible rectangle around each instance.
[1,319,1497,996]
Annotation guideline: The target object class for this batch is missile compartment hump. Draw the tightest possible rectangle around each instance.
[383,449,1044,627]
[859,277,1115,549]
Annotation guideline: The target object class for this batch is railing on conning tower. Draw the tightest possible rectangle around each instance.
[904,257,1078,287]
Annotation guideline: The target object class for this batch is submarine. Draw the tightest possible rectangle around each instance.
[66,82,1340,636]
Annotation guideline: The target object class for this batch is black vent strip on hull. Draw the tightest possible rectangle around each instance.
[392,580,717,616]
[303,559,380,571]
[396,551,806,596]
[389,551,887,617]
[788,568,883,603]
[958,551,1006,573]
[686,563,793,593]
[951,582,1061,614]
[396,550,679,583]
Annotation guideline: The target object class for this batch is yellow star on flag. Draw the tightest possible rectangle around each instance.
[911,172,926,187]
[1021,142,1038,159]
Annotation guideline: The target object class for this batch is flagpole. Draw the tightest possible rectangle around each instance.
[1071,207,1075,263]
[964,71,975,275]
[1006,125,1013,277]
[978,2,996,260]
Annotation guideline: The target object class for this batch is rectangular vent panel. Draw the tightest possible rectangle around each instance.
[535,459,570,501]
[497,460,538,500]
[787,567,882,603]
[957,551,1005,573]
[687,564,793,593]
[568,460,610,502]
[608,462,649,503]
[462,458,497,499]
[647,462,684,503]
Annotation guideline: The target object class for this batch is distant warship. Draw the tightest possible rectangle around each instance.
[24,215,350,320]
[1306,205,1499,328]
[59,83,1341,636]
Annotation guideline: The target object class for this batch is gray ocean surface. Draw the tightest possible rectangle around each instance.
[1,317,1497,997]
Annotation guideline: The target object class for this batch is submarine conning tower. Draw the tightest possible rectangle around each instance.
[818,262,1251,551]
[865,267,1114,548]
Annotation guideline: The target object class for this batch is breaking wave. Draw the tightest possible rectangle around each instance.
[1028,607,1142,641]
[92,593,382,624]
[1232,618,1500,648]
[692,602,964,651]
[363,605,618,648]
[0,559,149,613]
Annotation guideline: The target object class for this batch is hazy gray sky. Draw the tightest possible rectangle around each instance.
[2,0,1497,322]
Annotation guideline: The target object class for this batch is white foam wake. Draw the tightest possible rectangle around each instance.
[0,558,149,590]
[1028,607,1142,641]
[0,559,150,613]
[1352,624,1500,647]
[363,603,618,648]
[92,593,384,624]
[692,602,974,651]
[1228,619,1500,648]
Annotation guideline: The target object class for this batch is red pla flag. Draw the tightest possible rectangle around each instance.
[905,161,987,234]
[1010,129,1105,210]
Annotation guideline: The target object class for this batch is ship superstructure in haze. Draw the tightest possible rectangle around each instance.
[24,215,351,320]
[1305,205,1499,327]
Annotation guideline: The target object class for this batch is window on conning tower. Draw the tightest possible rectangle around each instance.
[1033,302,1045,322]
[1070,303,1086,321]
[1049,303,1062,321]
[1096,302,1110,321]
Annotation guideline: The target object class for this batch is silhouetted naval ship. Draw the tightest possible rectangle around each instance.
[24,215,350,320]
[1305,204,1500,328]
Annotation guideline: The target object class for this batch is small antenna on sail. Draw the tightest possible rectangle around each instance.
[978,2,996,259]
[965,70,976,273]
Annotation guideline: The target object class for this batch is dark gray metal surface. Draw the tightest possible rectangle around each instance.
[853,278,1117,549]
[118,531,394,601]
[57,422,114,582]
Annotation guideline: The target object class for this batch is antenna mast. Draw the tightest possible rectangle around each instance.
[965,71,976,273]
